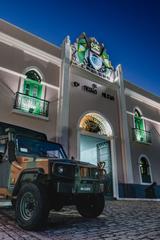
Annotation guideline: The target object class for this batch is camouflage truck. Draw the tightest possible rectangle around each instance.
[0,122,105,230]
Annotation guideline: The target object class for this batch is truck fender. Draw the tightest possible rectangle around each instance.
[12,168,45,198]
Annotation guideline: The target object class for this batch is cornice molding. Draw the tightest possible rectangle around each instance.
[0,32,61,67]
[71,64,119,90]
[0,67,60,91]
[125,88,160,110]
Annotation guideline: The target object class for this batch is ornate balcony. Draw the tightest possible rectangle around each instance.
[132,128,152,144]
[14,92,49,118]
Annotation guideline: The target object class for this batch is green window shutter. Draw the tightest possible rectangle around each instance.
[135,116,144,130]
[135,116,139,129]
[23,79,42,98]
[134,110,144,131]
[134,110,145,142]
[22,78,43,115]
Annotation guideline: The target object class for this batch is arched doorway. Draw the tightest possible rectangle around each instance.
[78,112,114,197]
[139,155,152,184]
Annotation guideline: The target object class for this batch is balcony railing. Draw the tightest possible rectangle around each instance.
[132,128,152,144]
[14,92,49,118]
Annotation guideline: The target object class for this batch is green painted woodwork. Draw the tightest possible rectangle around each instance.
[23,78,42,98]
[22,78,43,115]
[19,69,44,116]
[134,110,145,142]
[135,116,144,130]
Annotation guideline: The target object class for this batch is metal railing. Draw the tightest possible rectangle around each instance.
[132,128,152,144]
[14,92,49,117]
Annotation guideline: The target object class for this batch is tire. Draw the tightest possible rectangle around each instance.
[15,182,49,230]
[76,194,105,218]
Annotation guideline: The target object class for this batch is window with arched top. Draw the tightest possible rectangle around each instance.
[14,69,49,118]
[24,70,42,98]
[79,113,113,136]
[133,108,152,144]
[25,70,41,82]
[140,157,152,183]
[134,109,145,131]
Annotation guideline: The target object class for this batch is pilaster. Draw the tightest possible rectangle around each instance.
[56,36,71,154]
[116,64,133,184]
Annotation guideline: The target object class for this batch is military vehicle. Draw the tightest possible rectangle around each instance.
[0,122,105,230]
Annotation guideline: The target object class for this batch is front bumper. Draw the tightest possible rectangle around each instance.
[54,181,104,194]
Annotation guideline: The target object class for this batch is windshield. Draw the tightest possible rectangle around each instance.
[16,135,67,159]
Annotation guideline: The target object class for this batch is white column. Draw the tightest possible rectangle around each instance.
[116,64,133,183]
[111,137,119,199]
[56,36,71,155]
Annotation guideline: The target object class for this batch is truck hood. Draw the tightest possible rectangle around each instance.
[49,158,98,168]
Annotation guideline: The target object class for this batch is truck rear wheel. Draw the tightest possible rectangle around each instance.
[15,183,49,230]
[76,193,105,218]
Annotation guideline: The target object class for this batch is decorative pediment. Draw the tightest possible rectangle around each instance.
[72,33,114,82]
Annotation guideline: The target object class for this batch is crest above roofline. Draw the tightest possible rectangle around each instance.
[71,33,115,82]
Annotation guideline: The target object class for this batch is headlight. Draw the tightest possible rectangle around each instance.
[53,164,75,177]
[57,166,64,174]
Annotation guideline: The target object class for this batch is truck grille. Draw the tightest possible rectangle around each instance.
[80,167,99,179]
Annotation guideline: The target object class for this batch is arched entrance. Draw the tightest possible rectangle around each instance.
[78,112,114,197]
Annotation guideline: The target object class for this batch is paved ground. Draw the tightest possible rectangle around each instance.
[0,200,160,240]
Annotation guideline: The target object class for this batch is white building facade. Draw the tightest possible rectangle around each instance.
[0,19,160,199]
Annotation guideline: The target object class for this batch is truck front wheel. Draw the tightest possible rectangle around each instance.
[15,183,49,230]
[76,193,105,218]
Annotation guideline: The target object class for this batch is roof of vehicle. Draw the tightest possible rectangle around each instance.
[0,122,47,141]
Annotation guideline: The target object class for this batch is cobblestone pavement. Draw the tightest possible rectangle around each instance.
[0,200,160,239]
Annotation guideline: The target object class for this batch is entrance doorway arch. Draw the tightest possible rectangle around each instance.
[77,112,118,198]
[79,112,113,136]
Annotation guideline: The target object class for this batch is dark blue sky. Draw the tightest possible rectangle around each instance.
[0,0,160,96]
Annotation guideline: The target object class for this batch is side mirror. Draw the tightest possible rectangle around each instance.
[0,144,6,162]
[8,141,16,162]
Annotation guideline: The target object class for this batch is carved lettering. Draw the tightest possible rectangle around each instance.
[102,92,115,101]
[82,85,97,95]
